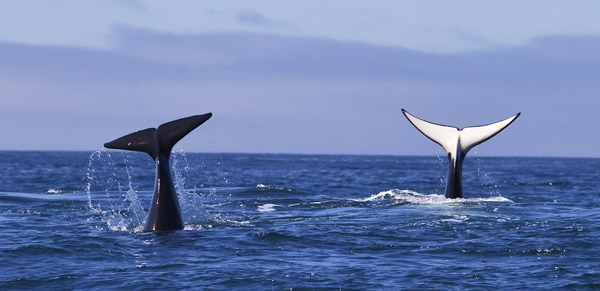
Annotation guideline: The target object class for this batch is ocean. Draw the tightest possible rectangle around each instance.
[0,151,599,290]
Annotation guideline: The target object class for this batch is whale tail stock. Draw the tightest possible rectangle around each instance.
[104,113,213,158]
[401,109,520,198]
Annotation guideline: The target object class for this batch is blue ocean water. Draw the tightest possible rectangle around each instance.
[0,151,599,289]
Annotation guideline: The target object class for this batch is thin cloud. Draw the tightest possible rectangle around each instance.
[235,11,272,27]
[4,1,600,53]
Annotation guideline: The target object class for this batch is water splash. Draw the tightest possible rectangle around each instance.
[436,150,447,194]
[124,186,145,226]
[85,150,147,232]
[85,149,239,232]
[471,149,501,196]
[171,151,212,224]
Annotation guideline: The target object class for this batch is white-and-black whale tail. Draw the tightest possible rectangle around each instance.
[104,113,212,232]
[402,109,519,199]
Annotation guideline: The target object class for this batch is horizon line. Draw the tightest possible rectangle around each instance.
[0,149,597,160]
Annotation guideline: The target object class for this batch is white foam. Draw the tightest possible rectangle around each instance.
[105,218,142,232]
[309,200,336,205]
[256,184,292,191]
[257,203,280,212]
[184,224,212,231]
[209,216,252,226]
[441,215,469,223]
[354,189,513,205]
[46,189,64,194]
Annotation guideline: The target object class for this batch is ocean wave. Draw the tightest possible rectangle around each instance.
[354,189,513,204]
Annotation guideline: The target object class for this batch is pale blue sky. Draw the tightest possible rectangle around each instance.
[1,1,600,157]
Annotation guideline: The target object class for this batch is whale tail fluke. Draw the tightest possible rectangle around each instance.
[458,112,520,153]
[401,109,520,157]
[104,113,212,159]
[155,113,213,155]
[401,109,459,155]
[104,128,158,158]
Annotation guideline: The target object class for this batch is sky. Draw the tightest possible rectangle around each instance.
[1,1,600,157]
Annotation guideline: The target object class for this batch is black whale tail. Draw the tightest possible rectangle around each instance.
[104,113,213,159]
[104,113,212,232]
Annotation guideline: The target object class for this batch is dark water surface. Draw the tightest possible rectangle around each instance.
[1,151,599,289]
